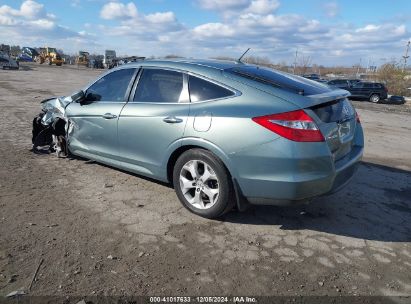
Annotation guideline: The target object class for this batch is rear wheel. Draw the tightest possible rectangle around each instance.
[370,94,380,103]
[173,149,234,218]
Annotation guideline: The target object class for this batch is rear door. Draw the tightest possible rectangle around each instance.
[66,68,137,159]
[349,82,364,98]
[117,68,190,177]
[362,83,374,97]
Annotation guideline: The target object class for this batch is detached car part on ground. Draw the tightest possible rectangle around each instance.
[32,59,364,219]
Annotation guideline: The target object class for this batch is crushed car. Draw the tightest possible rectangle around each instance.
[32,91,83,157]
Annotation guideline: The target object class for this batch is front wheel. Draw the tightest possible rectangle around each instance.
[173,149,234,218]
[370,94,380,103]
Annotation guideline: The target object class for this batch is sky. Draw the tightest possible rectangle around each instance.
[0,0,410,66]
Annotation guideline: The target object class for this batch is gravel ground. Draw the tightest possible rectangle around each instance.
[0,63,410,298]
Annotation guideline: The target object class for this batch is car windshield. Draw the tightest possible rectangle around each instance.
[225,65,330,96]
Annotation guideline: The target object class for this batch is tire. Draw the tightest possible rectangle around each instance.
[172,149,234,219]
[370,94,380,103]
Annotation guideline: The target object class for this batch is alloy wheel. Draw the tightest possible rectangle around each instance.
[179,160,219,209]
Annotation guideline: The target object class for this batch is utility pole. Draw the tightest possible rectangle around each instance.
[403,40,410,72]
[293,48,298,75]
[356,58,362,78]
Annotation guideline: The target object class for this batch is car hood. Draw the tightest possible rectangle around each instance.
[40,96,72,125]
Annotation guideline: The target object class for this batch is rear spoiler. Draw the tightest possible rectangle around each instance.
[305,89,351,107]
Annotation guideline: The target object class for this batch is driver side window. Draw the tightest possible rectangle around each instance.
[87,68,136,102]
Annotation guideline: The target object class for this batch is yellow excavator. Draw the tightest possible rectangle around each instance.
[35,47,63,66]
[75,51,90,67]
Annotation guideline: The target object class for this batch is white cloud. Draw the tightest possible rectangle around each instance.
[98,2,182,42]
[0,0,48,20]
[0,0,96,53]
[20,0,46,19]
[100,2,138,20]
[145,12,176,24]
[245,0,280,14]
[192,23,235,38]
[324,1,339,18]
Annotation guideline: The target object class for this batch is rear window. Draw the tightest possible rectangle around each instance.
[189,76,234,102]
[311,99,355,123]
[226,65,331,96]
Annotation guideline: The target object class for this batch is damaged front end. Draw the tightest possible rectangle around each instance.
[32,96,72,157]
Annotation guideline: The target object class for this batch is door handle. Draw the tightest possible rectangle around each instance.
[102,113,117,119]
[163,116,183,124]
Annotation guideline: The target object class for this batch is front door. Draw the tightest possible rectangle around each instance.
[66,68,137,159]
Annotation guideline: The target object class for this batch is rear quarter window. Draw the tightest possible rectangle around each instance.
[189,76,234,102]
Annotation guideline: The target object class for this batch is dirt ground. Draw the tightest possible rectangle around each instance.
[0,63,410,299]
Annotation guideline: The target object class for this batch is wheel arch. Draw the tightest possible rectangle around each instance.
[165,139,237,185]
[369,92,380,97]
[165,139,249,212]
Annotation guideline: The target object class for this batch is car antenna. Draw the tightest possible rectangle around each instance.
[237,48,251,63]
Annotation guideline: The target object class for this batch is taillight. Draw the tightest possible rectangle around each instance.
[252,110,324,142]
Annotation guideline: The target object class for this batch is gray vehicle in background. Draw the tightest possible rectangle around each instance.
[0,52,19,70]
[33,59,364,218]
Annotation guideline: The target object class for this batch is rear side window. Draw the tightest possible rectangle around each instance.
[134,69,184,103]
[87,68,136,102]
[373,83,382,88]
[189,76,234,102]
[364,83,373,88]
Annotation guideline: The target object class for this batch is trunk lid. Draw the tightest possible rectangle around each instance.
[309,98,357,161]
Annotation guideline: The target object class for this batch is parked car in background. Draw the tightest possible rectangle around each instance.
[32,59,364,218]
[327,79,360,89]
[303,73,320,80]
[346,82,388,103]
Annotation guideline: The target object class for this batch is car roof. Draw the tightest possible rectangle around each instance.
[124,58,242,71]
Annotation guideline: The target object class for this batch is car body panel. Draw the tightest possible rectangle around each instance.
[66,102,126,159]
[117,102,190,178]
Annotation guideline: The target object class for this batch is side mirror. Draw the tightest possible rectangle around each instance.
[77,91,101,106]
[71,90,85,103]
[84,91,101,103]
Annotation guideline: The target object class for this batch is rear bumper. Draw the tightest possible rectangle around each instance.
[231,132,363,206]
